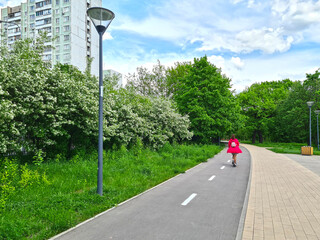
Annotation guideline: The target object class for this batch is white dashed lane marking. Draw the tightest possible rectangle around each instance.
[181,193,197,206]
[208,175,216,181]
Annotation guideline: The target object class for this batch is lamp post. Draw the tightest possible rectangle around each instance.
[87,7,115,196]
[315,110,320,150]
[307,101,314,147]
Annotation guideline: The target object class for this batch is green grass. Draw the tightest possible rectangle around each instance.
[0,143,223,240]
[244,141,320,155]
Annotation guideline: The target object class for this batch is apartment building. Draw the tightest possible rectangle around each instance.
[0,0,101,75]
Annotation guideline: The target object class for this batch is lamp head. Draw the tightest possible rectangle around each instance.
[87,7,115,34]
[315,110,320,115]
[307,101,314,107]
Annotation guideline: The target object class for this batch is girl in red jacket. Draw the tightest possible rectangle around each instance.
[227,134,242,167]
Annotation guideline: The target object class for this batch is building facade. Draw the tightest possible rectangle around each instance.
[0,0,101,75]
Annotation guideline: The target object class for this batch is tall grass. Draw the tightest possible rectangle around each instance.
[0,143,223,240]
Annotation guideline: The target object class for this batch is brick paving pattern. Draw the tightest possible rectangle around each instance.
[242,144,320,240]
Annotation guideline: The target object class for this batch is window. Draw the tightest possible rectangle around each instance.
[30,23,35,28]
[35,18,51,26]
[55,36,60,42]
[63,53,70,60]
[44,46,51,52]
[36,2,43,8]
[55,45,60,51]
[56,18,59,23]
[30,6,35,11]
[41,27,51,33]
[30,14,35,20]
[63,16,69,22]
[56,9,60,14]
[63,6,70,13]
[56,0,60,4]
[64,44,70,50]
[36,9,51,16]
[43,54,52,61]
[30,0,35,2]
[36,0,51,9]
[63,25,70,31]
[64,34,69,41]
[64,0,69,3]
[56,55,60,61]
[56,27,60,33]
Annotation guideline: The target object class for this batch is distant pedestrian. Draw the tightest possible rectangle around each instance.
[227,134,242,167]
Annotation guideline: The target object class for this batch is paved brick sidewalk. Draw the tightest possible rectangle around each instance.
[241,144,320,240]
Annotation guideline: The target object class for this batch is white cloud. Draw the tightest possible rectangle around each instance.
[207,55,225,70]
[0,0,26,7]
[231,57,245,70]
[113,0,319,55]
[228,49,320,92]
[272,0,320,31]
[103,32,113,41]
[235,27,294,53]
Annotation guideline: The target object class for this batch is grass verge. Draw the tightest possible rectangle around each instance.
[0,143,223,240]
[243,141,320,155]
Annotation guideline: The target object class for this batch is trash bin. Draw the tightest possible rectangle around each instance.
[301,146,313,155]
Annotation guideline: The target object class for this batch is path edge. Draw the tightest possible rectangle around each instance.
[235,145,252,240]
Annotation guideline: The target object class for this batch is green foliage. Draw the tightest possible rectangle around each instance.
[126,60,169,97]
[104,83,193,149]
[167,56,241,143]
[250,142,320,155]
[237,79,293,143]
[269,69,320,144]
[0,38,192,158]
[33,149,45,166]
[0,144,223,239]
[0,159,18,209]
[0,158,49,210]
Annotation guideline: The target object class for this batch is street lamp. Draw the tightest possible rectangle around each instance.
[307,101,314,147]
[87,7,115,196]
[0,20,21,31]
[315,110,320,150]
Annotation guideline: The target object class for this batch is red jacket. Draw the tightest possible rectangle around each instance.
[227,138,242,154]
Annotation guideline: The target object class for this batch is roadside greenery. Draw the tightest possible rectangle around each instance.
[245,142,320,155]
[127,56,243,143]
[0,144,223,240]
[0,37,192,158]
[237,69,320,145]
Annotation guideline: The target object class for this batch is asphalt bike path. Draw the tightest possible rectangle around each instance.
[52,146,251,240]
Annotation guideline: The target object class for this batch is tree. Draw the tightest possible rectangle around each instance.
[104,76,193,149]
[271,69,320,144]
[237,79,293,143]
[126,60,170,98]
[0,35,99,157]
[271,81,308,142]
[168,56,239,143]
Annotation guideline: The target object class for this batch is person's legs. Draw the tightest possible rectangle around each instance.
[233,154,237,163]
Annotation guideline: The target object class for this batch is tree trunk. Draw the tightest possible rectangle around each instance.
[258,131,263,143]
[252,131,257,144]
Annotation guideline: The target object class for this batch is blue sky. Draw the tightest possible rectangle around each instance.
[1,0,320,92]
